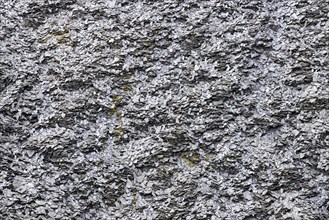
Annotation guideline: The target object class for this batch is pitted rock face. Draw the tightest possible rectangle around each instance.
[1,0,329,219]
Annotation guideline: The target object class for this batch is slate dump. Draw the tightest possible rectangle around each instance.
[1,0,329,219]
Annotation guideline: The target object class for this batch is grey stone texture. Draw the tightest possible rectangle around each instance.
[1,0,329,219]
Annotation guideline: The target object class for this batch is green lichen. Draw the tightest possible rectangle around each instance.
[39,30,70,44]
[205,154,211,162]
[53,30,70,36]
[131,193,137,206]
[181,152,200,167]
[114,140,121,145]
[113,95,125,106]
[109,106,118,115]
[123,84,133,92]
[72,41,78,47]
[117,111,123,121]
[57,37,70,44]
[113,127,123,137]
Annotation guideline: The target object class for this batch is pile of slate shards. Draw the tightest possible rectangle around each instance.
[1,0,328,219]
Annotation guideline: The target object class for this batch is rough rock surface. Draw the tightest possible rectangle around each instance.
[1,0,329,219]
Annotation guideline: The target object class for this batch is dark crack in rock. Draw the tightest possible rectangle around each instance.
[1,0,329,219]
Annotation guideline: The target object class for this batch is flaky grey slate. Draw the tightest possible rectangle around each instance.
[1,0,329,219]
